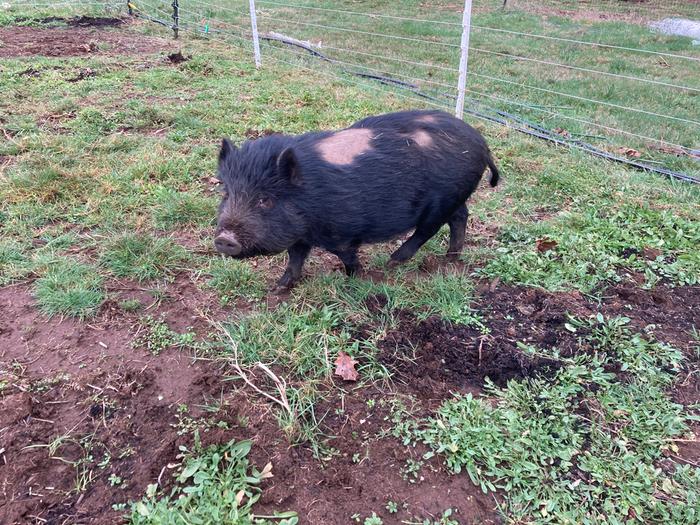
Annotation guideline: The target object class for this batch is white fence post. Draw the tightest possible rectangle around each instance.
[455,0,473,119]
[249,0,262,68]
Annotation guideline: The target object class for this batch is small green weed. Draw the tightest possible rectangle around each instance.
[133,316,196,355]
[129,435,297,524]
[363,513,383,525]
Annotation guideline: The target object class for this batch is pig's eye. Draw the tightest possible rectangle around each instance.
[256,197,274,209]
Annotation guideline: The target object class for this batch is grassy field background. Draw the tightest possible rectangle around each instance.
[0,1,699,524]
[121,0,700,178]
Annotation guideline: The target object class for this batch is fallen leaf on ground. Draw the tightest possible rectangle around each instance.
[616,147,641,158]
[536,238,558,253]
[334,351,359,381]
[642,247,662,260]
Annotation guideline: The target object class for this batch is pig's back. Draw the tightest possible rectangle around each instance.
[291,110,491,246]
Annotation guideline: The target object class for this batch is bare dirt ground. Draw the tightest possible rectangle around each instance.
[2,267,698,524]
[0,17,172,58]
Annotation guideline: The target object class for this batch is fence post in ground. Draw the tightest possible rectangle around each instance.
[455,0,473,119]
[248,0,262,68]
[172,0,179,39]
[127,0,133,16]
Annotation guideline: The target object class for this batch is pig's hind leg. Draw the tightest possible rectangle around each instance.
[446,204,468,260]
[388,219,445,268]
[330,246,361,276]
[276,241,311,291]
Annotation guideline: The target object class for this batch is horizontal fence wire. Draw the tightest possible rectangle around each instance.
[144,3,696,152]
[252,7,700,126]
[156,9,700,184]
[470,25,700,62]
[196,0,700,62]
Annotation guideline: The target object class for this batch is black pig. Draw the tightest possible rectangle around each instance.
[214,109,499,290]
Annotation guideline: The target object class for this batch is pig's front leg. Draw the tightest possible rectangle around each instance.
[275,241,311,292]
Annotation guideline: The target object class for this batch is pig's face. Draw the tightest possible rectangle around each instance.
[214,138,306,258]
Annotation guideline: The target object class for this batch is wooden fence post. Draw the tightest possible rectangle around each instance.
[172,0,179,39]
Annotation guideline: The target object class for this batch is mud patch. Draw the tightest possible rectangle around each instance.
[253,390,499,524]
[0,24,173,58]
[601,282,700,352]
[67,16,124,28]
[0,284,235,524]
[0,281,501,524]
[167,50,190,64]
[380,309,563,401]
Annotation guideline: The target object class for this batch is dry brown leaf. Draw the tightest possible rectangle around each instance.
[642,247,662,260]
[334,351,359,381]
[259,462,274,480]
[536,238,558,253]
[615,147,641,158]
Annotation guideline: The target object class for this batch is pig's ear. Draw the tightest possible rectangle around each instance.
[277,147,301,185]
[218,138,237,166]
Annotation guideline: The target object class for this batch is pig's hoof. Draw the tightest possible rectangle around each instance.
[272,284,292,295]
[445,252,461,262]
[387,258,403,269]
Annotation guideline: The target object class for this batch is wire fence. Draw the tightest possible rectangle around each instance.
[3,0,699,182]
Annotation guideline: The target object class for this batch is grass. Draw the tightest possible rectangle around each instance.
[205,256,267,304]
[148,0,700,178]
[1,3,699,524]
[101,232,189,282]
[414,316,696,523]
[34,257,105,318]
[480,201,700,292]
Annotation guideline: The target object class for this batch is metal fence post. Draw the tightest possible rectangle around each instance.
[172,0,179,39]
[249,0,262,68]
[127,0,133,16]
[455,0,473,119]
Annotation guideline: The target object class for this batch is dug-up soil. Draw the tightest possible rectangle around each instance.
[1,271,698,524]
[0,16,173,58]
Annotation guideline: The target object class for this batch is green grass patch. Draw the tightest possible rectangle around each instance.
[151,187,216,229]
[101,233,189,282]
[205,257,267,305]
[481,202,700,292]
[34,258,104,318]
[0,239,32,285]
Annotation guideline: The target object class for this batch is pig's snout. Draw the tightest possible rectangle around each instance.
[214,231,242,256]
